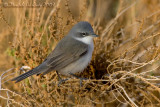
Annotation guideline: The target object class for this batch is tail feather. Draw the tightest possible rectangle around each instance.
[12,69,39,83]
[12,63,50,83]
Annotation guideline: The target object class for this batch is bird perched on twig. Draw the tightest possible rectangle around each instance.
[12,21,98,85]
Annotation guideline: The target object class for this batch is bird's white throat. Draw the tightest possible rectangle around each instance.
[74,36,93,45]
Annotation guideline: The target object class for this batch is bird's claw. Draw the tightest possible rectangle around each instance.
[69,73,88,87]
[79,77,88,87]
[58,78,69,86]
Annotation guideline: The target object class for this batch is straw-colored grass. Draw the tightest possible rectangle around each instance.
[0,0,160,106]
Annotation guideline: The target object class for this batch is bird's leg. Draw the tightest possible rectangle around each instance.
[56,71,69,86]
[69,73,88,87]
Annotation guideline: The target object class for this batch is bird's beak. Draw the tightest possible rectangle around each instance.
[91,34,99,37]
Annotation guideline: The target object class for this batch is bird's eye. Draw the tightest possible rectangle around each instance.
[81,32,86,36]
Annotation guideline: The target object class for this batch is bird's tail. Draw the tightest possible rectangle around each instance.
[12,62,50,83]
[11,69,38,83]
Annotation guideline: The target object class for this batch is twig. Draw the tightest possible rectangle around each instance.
[101,1,137,38]
[116,84,138,107]
[40,0,62,41]
[0,68,14,91]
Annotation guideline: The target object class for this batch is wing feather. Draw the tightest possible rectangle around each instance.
[45,36,88,71]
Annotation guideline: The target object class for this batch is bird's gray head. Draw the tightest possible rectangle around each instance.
[68,21,98,44]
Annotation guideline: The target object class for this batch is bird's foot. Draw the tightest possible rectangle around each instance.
[69,73,88,87]
[56,71,69,86]
[58,78,69,86]
[79,77,88,87]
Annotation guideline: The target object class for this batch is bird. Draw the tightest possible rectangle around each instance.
[11,21,98,84]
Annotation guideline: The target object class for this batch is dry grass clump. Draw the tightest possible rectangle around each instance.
[0,0,160,106]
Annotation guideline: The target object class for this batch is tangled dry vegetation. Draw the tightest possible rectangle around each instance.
[0,0,160,106]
